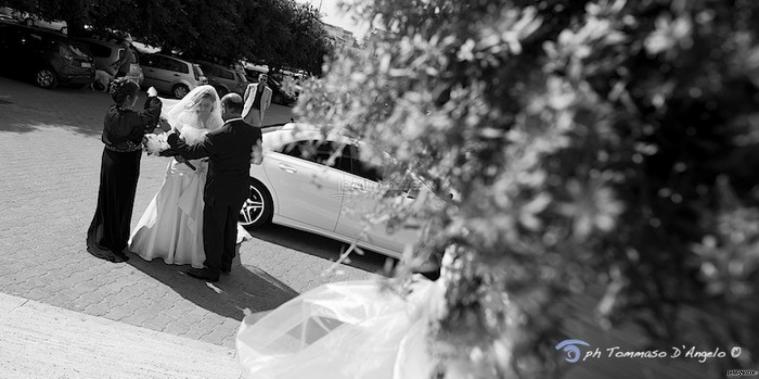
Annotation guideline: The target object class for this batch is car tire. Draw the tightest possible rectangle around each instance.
[34,67,58,89]
[239,177,273,229]
[172,84,189,99]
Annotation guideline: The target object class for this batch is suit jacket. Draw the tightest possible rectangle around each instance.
[242,83,272,127]
[167,118,261,205]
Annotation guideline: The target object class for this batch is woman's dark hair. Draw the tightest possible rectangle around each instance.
[109,77,139,106]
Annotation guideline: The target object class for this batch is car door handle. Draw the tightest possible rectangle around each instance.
[278,163,297,174]
[173,73,180,77]
[351,182,365,191]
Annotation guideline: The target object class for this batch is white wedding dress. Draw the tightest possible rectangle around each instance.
[130,86,250,267]
[235,277,442,379]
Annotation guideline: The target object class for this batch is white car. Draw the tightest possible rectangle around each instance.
[239,124,420,258]
[0,8,68,34]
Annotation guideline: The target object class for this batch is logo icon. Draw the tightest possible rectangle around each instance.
[555,339,591,363]
[731,347,742,359]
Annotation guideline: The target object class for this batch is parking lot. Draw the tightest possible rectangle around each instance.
[0,76,389,350]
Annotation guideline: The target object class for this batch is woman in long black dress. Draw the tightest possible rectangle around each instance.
[86,78,163,262]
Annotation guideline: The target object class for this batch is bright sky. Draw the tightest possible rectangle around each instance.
[299,0,367,39]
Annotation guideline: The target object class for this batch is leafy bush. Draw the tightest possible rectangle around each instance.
[296,0,759,377]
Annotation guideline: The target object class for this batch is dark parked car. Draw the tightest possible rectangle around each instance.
[195,60,247,96]
[244,67,297,105]
[268,77,297,105]
[0,22,93,88]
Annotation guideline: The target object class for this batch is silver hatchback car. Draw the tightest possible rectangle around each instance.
[139,53,207,99]
[195,60,248,96]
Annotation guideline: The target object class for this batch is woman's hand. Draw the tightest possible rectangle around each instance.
[156,117,172,133]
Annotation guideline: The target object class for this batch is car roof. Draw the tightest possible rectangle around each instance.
[74,36,121,47]
[1,21,67,38]
[196,60,229,69]
[151,53,196,65]
[195,61,237,77]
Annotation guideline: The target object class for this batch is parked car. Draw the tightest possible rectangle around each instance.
[240,124,423,258]
[244,69,296,105]
[0,22,93,88]
[0,8,68,33]
[75,38,144,88]
[74,37,124,73]
[195,60,248,96]
[20,14,67,34]
[0,7,18,22]
[139,53,207,99]
[269,77,298,105]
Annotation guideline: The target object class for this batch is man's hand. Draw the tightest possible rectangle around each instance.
[174,155,187,163]
[167,129,181,147]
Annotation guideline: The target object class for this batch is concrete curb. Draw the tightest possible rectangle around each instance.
[0,292,241,379]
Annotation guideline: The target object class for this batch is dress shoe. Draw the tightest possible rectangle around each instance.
[186,267,220,282]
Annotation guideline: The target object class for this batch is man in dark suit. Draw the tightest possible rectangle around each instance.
[167,93,261,282]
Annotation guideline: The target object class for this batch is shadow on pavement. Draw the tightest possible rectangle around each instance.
[245,223,395,276]
[0,76,296,136]
[0,76,123,136]
[126,252,299,321]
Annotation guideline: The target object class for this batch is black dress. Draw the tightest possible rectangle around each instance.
[86,97,161,255]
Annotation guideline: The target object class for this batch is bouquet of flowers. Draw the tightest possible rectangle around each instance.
[143,133,170,156]
[143,122,210,170]
[143,132,197,171]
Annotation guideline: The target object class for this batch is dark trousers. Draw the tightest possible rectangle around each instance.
[202,198,243,273]
[87,148,141,252]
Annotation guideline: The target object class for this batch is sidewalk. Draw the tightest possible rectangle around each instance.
[0,292,241,379]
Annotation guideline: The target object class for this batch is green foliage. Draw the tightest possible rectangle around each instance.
[296,0,759,377]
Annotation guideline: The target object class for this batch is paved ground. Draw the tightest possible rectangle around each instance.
[0,76,389,356]
[0,292,241,379]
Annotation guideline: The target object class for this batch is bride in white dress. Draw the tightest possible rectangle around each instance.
[129,85,249,267]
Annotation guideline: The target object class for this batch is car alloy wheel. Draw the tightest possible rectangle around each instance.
[240,188,264,225]
[239,178,273,228]
[35,68,57,89]
[173,84,189,99]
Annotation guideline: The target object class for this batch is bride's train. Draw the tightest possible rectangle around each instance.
[236,277,442,379]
